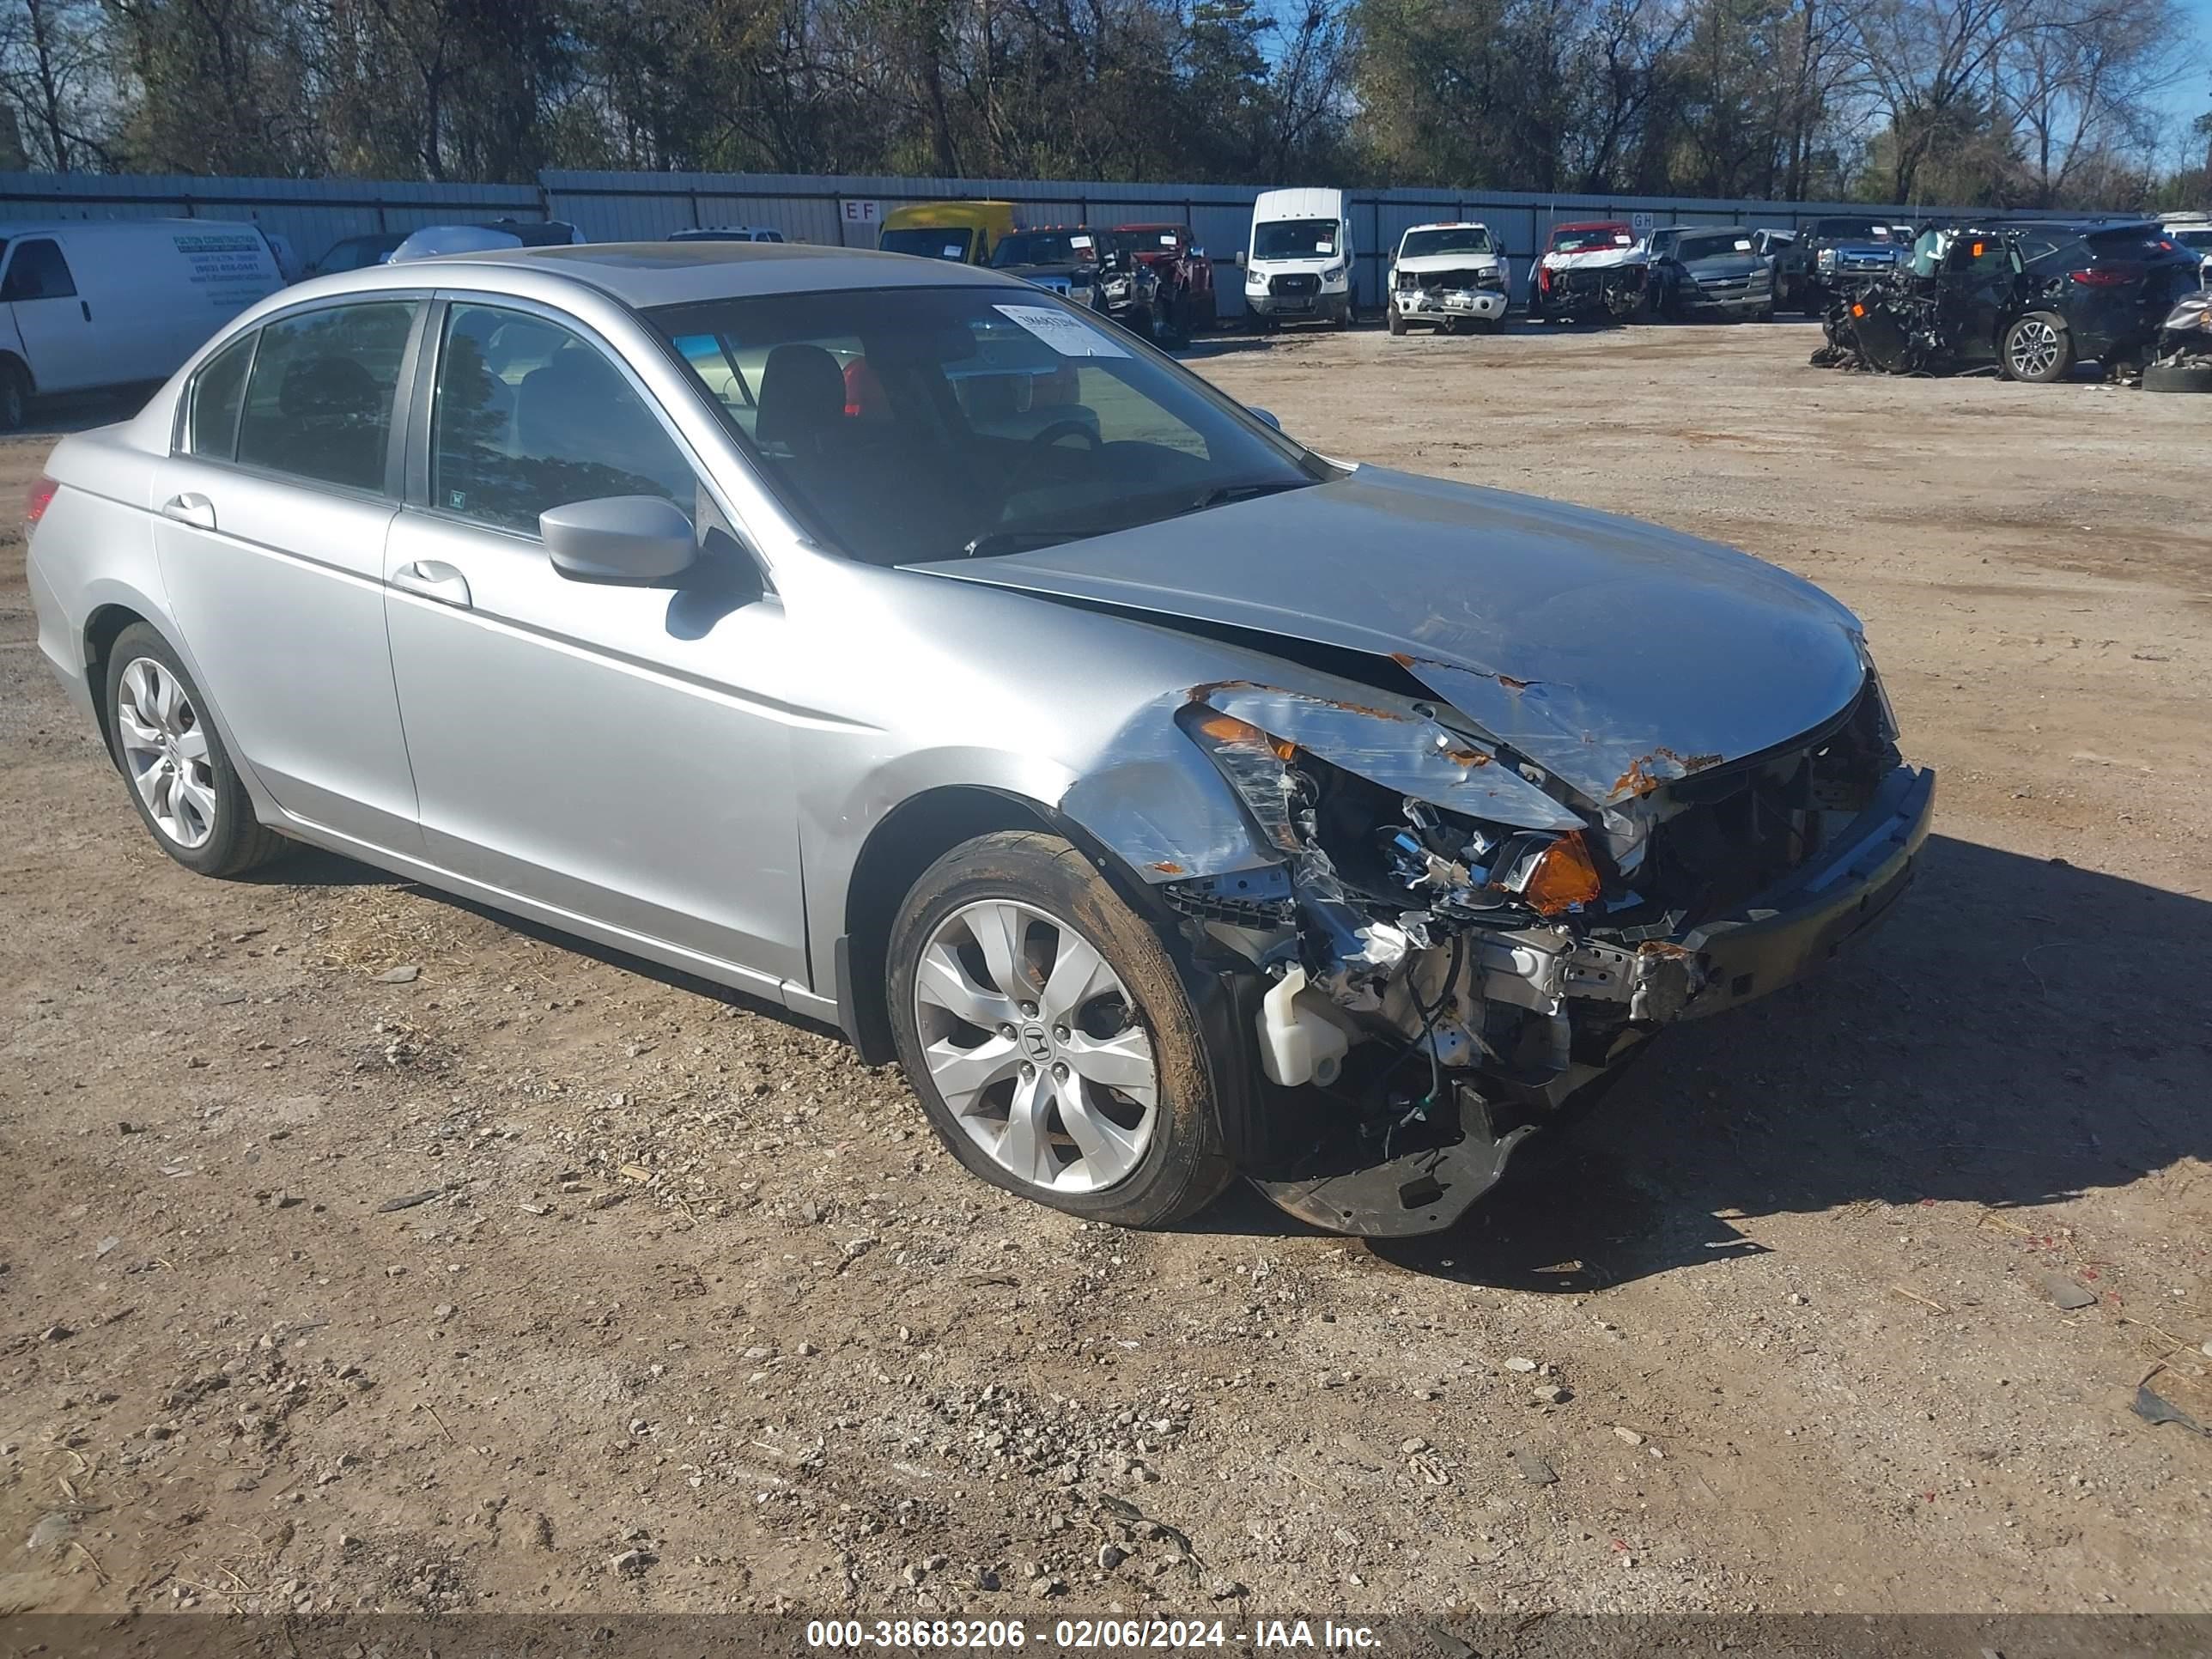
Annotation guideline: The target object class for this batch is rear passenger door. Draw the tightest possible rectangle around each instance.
[153,298,426,851]
[3,238,100,392]
[380,296,805,987]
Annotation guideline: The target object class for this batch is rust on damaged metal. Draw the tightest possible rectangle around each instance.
[1610,747,1724,801]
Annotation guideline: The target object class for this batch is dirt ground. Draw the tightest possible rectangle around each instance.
[2,319,2209,1626]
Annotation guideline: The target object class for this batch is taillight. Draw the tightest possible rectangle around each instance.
[25,476,57,529]
[2069,265,2137,287]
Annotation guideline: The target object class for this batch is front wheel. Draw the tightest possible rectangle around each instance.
[887,831,1234,1228]
[1387,302,1407,336]
[2002,311,2075,384]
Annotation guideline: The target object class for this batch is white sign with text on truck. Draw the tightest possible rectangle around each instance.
[1240,187,1357,331]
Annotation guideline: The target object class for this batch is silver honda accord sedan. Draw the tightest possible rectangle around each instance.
[26,241,1934,1237]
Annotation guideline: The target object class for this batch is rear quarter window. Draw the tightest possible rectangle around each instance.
[187,331,257,460]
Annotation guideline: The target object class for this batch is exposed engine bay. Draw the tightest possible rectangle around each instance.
[1534,252,1650,321]
[1153,673,1918,1235]
[1812,276,1957,374]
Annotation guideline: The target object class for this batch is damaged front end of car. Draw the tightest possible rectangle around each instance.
[1102,672,1933,1237]
[1812,276,1954,374]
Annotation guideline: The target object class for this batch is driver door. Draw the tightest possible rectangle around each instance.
[381,298,807,986]
[1936,235,2015,364]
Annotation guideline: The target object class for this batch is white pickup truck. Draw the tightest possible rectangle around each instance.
[1387,222,1510,335]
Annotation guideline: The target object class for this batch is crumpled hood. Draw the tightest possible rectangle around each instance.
[908,468,1869,807]
[1541,245,1647,270]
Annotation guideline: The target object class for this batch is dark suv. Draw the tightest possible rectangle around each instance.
[1817,221,2201,381]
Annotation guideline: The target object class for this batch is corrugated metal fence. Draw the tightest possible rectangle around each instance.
[2,166,2072,317]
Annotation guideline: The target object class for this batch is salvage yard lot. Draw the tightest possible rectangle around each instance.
[2,320,2208,1620]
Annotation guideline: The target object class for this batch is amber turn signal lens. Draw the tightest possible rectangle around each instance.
[1850,303,1865,318]
[1190,710,1296,761]
[1520,831,1603,916]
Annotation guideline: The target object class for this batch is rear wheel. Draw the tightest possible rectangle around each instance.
[102,623,290,878]
[2002,311,2075,384]
[2143,360,2212,393]
[888,831,1234,1229]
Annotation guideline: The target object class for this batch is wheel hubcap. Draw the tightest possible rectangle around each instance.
[2012,320,2059,378]
[116,657,216,849]
[913,899,1158,1194]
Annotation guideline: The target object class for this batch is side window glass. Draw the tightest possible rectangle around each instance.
[235,301,416,491]
[3,239,76,301]
[432,303,696,535]
[188,331,256,460]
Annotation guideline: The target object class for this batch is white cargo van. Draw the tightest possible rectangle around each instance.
[1240,187,1357,329]
[0,218,284,428]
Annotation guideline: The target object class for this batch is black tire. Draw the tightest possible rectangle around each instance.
[2143,360,2212,394]
[101,623,290,878]
[0,358,27,431]
[2002,311,2075,384]
[887,830,1235,1230]
[1387,302,1407,336]
[1161,290,1191,349]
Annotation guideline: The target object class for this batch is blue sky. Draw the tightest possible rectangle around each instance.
[2154,0,2211,150]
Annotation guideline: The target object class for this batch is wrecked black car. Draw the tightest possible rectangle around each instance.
[1815,221,2201,382]
[2146,291,2212,392]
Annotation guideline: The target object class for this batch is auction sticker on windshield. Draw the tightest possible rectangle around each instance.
[994,304,1132,357]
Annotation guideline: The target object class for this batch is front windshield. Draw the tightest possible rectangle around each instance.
[1399,227,1492,259]
[1551,226,1631,253]
[880,227,972,262]
[653,286,1327,565]
[992,230,1099,268]
[1253,219,1338,260]
[1676,231,1754,261]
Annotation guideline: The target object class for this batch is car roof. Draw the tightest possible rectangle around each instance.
[1552,220,1629,234]
[1401,221,1492,233]
[331,240,1026,307]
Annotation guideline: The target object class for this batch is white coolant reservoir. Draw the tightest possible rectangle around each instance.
[1258,966,1352,1088]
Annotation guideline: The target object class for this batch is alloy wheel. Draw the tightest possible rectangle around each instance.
[115,656,217,848]
[912,898,1158,1194]
[2009,318,2062,380]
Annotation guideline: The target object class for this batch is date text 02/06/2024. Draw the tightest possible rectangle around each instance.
[804,1618,1383,1650]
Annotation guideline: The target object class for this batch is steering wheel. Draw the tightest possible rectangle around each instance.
[1000,418,1102,501]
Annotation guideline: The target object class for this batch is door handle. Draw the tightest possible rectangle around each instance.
[160,492,216,530]
[391,560,471,608]
[80,300,90,323]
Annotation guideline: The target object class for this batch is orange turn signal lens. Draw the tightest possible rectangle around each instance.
[1518,831,1603,916]
[1850,302,1865,318]
[1190,710,1297,761]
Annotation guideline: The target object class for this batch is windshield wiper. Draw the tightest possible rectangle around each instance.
[961,526,1106,558]
[959,481,1311,558]
[1182,479,1311,514]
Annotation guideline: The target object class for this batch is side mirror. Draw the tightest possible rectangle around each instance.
[1249,407,1281,430]
[1234,251,1247,269]
[543,495,697,585]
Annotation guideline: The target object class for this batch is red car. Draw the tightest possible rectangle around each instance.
[1109,223,1218,337]
[1530,220,1650,323]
